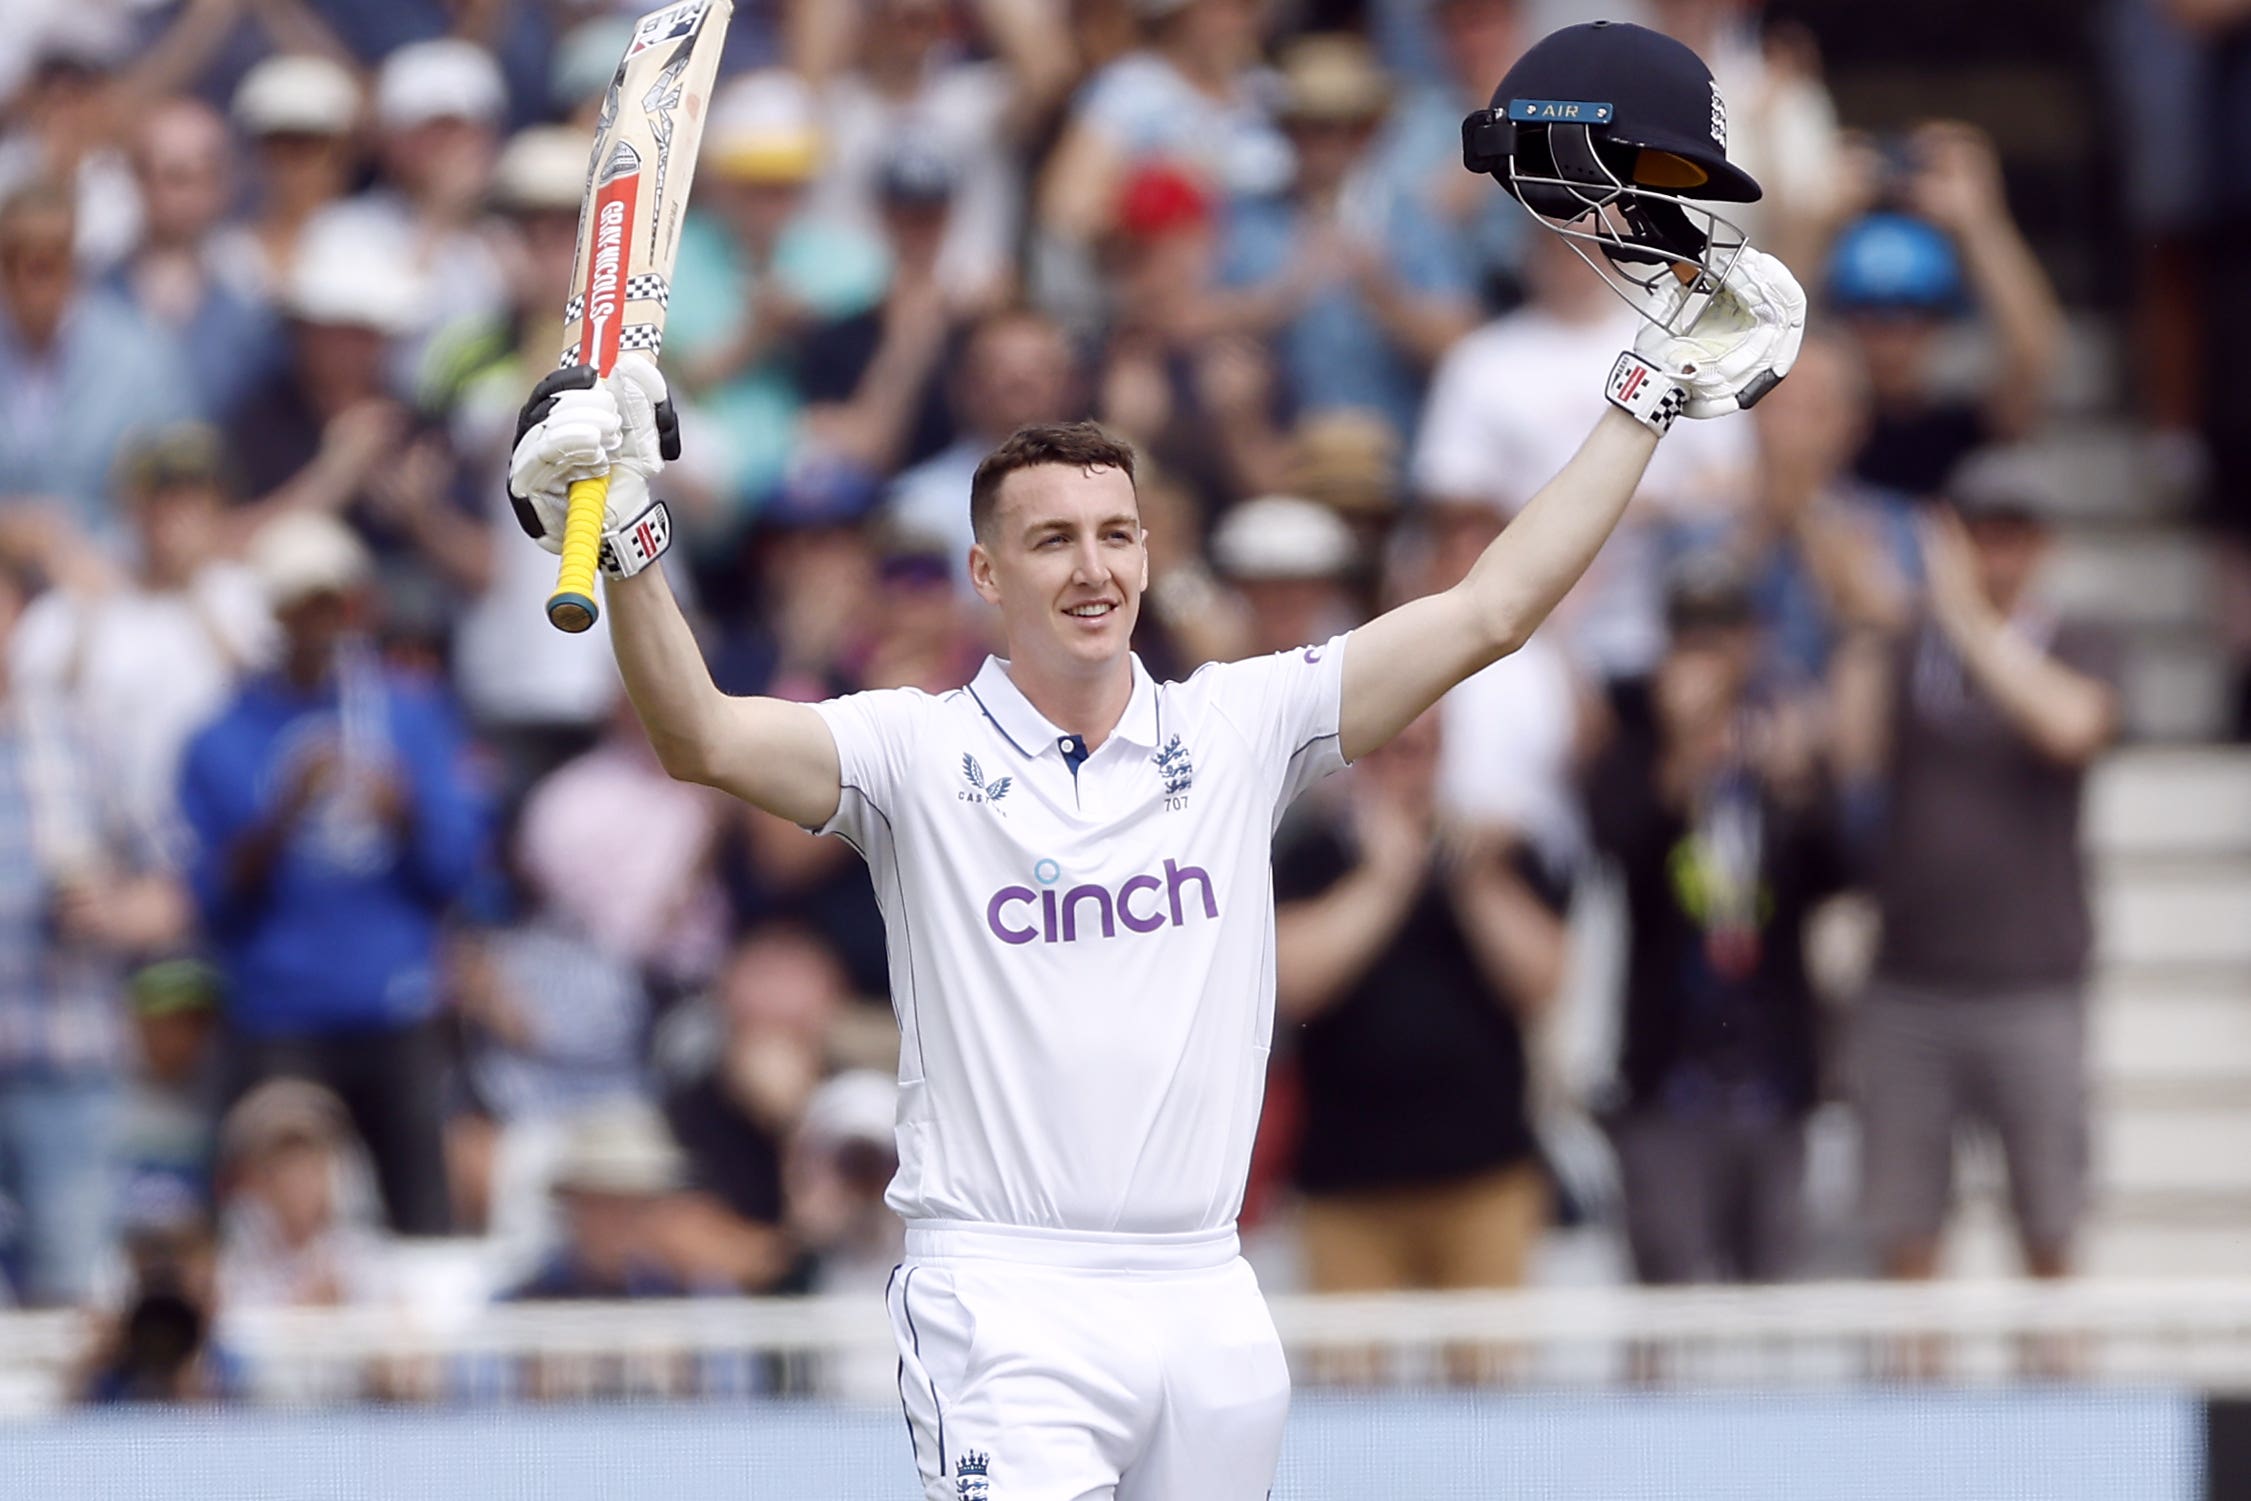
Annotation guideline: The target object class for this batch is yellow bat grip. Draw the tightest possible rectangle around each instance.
[546,472,609,633]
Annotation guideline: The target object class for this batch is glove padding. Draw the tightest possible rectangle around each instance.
[507,353,681,555]
[1633,246,1806,419]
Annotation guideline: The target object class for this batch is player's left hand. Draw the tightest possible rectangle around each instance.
[1635,246,1806,418]
[506,353,680,555]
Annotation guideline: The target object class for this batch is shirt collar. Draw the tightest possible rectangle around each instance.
[967,654,1160,760]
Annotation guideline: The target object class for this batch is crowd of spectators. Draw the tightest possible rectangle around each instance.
[0,0,2173,1402]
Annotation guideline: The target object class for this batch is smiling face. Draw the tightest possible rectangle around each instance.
[970,462,1147,683]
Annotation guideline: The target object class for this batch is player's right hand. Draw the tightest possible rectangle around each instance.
[506,353,680,553]
[1633,246,1806,418]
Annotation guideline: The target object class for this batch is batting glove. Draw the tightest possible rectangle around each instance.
[507,353,682,578]
[1631,245,1807,420]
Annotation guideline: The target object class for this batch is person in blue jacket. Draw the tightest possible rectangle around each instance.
[178,511,487,1235]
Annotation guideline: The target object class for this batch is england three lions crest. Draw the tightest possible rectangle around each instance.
[955,1450,990,1500]
[1153,734,1194,797]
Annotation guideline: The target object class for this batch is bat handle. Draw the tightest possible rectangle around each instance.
[546,472,609,633]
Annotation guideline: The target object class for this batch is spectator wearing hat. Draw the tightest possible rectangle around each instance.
[110,96,282,421]
[12,423,274,856]
[1826,123,2065,500]
[303,39,511,364]
[177,511,488,1237]
[0,180,193,545]
[1092,162,1294,511]
[1273,707,1569,1299]
[793,0,1073,309]
[710,453,885,700]
[785,1066,904,1397]
[220,54,365,300]
[667,70,891,527]
[1583,556,1851,1286]
[1209,493,1361,659]
[213,1078,387,1310]
[116,959,225,1221]
[885,304,1083,588]
[0,557,192,1306]
[1219,34,1479,442]
[1837,466,2122,1284]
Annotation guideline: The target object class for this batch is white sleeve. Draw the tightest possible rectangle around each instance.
[1205,632,1352,819]
[808,687,928,849]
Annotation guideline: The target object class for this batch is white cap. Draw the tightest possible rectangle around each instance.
[287,217,426,332]
[232,54,362,138]
[374,39,506,131]
[551,1100,689,1197]
[799,1070,898,1153]
[248,510,372,608]
[1210,495,1356,581]
[493,125,592,213]
[708,69,823,181]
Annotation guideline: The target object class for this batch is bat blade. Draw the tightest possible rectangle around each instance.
[547,0,733,633]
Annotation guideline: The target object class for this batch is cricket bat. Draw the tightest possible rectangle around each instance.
[546,0,734,634]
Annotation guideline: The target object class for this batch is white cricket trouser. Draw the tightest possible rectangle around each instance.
[887,1222,1291,1501]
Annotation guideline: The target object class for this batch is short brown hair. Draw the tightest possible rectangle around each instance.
[969,421,1137,544]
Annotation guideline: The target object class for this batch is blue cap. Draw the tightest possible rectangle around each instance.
[762,452,884,532]
[1825,212,1965,315]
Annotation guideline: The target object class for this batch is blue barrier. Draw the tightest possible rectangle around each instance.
[0,1389,2201,1501]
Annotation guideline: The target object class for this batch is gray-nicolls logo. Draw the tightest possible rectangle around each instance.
[961,753,1012,804]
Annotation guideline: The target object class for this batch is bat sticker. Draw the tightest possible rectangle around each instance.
[626,0,710,58]
[639,38,697,261]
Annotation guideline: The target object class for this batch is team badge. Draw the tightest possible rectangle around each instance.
[955,1450,991,1500]
[1153,735,1194,797]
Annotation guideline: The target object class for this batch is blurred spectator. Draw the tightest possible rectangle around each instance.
[111,96,279,420]
[1274,711,1568,1294]
[853,523,990,693]
[885,304,1082,581]
[668,69,891,526]
[711,459,883,700]
[116,959,225,1223]
[0,180,192,544]
[509,1099,753,1301]
[1414,230,1755,678]
[178,512,486,1237]
[437,123,622,790]
[1220,35,1478,440]
[221,55,365,300]
[1209,492,1360,657]
[659,925,849,1292]
[1715,330,1918,688]
[516,698,730,996]
[0,556,192,1307]
[1827,123,2065,500]
[78,1193,240,1403]
[0,20,141,270]
[215,1078,386,1310]
[1585,558,1850,1285]
[1039,0,1291,265]
[1393,489,1586,871]
[1840,474,2123,1281]
[443,838,651,1246]
[306,40,509,366]
[785,1067,902,1397]
[1092,163,1292,509]
[792,0,1074,308]
[1645,0,1843,274]
[11,423,274,855]
[1365,0,1528,305]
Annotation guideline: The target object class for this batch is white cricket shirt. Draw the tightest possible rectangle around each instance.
[812,636,1352,1242]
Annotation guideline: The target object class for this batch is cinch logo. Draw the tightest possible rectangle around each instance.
[985,859,1218,945]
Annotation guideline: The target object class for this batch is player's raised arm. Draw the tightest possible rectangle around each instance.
[1341,20,1811,762]
[508,358,843,829]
